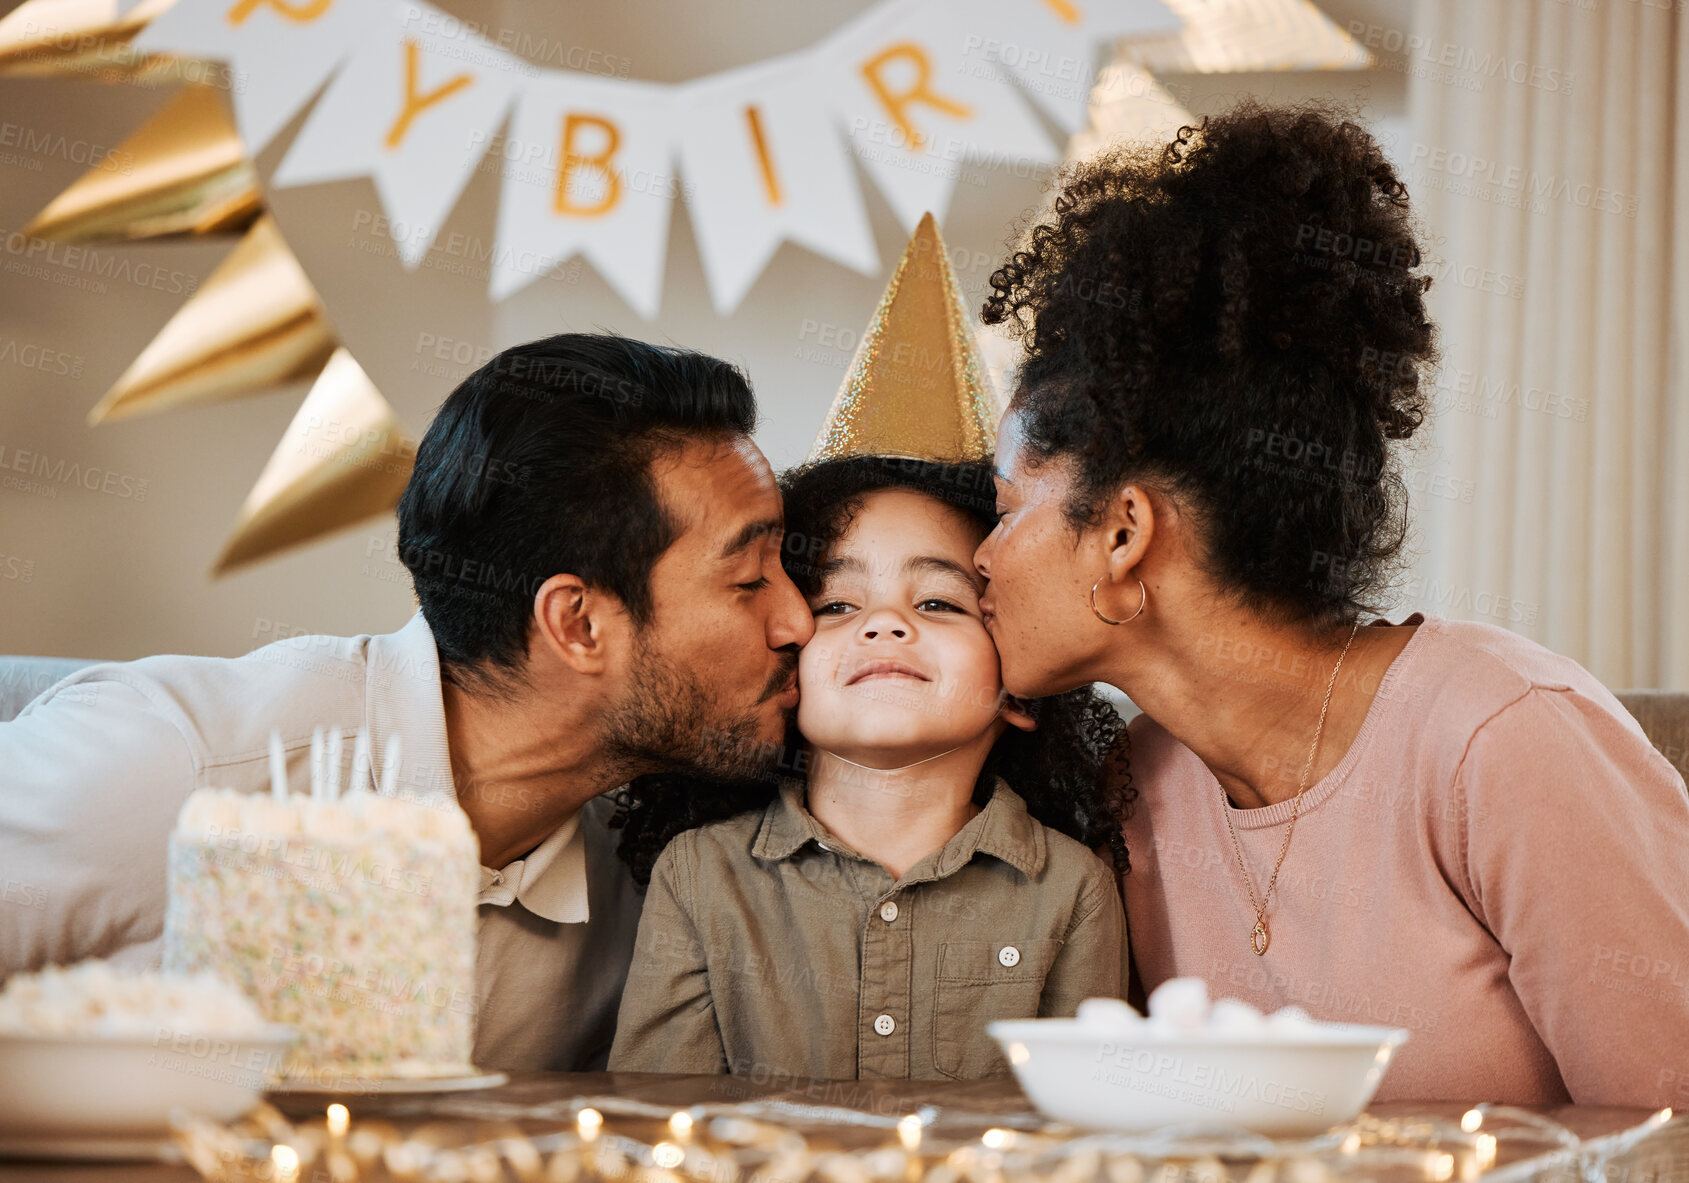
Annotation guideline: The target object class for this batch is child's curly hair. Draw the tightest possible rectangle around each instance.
[610,455,1134,887]
[984,100,1439,628]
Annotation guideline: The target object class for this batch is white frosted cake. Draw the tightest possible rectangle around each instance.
[163,788,480,1082]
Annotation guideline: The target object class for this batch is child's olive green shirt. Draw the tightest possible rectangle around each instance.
[609,778,1128,1080]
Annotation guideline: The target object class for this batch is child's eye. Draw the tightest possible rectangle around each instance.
[815,600,855,616]
[917,597,967,613]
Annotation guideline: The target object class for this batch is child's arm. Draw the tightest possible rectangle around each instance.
[1037,864,1130,1016]
[607,835,729,1073]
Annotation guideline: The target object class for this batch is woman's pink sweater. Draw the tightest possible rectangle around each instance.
[1123,614,1689,1106]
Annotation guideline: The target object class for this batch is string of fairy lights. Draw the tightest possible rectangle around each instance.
[172,1097,1679,1183]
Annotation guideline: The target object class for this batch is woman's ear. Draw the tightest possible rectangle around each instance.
[999,692,1038,733]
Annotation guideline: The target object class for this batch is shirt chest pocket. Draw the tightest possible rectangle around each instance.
[931,937,1063,1080]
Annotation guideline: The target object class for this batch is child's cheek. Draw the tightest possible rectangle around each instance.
[938,635,1006,721]
[796,632,837,689]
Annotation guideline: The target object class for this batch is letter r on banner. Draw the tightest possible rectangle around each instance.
[555,113,622,217]
[859,43,972,148]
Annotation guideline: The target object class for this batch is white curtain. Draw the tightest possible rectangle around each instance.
[1399,0,1689,689]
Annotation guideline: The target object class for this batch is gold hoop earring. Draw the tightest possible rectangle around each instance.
[1091,577,1146,626]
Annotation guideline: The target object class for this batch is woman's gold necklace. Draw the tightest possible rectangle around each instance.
[1219,619,1361,956]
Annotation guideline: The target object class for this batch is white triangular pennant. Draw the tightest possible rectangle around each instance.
[1124,0,1372,73]
[819,0,1055,230]
[1067,56,1194,160]
[966,0,1182,132]
[678,54,879,316]
[130,0,383,153]
[488,73,676,317]
[271,0,521,267]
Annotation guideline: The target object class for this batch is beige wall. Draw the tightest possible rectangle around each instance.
[0,0,1408,660]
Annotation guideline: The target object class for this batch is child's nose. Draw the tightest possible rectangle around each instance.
[861,625,907,640]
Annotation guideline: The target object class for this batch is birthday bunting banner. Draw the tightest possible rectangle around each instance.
[128,0,1196,316]
[3,0,1369,571]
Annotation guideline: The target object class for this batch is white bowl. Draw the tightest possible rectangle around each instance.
[0,1025,296,1138]
[989,1018,1408,1137]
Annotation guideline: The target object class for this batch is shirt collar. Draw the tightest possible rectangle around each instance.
[366,611,590,924]
[478,812,589,923]
[362,611,457,801]
[751,774,1047,879]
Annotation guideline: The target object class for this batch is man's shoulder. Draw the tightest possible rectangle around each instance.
[15,627,401,764]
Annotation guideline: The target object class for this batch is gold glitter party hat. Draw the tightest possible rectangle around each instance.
[807,212,1002,464]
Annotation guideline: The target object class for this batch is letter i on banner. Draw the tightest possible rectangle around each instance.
[271,0,521,268]
[743,106,782,206]
[490,74,678,316]
[820,1,1053,231]
[679,56,878,316]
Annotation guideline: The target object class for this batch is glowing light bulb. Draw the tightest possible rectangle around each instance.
[578,1108,604,1142]
[326,1103,350,1137]
[1475,1134,1497,1170]
[898,1115,923,1153]
[271,1144,300,1183]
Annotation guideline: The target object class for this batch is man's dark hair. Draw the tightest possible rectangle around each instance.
[396,333,757,691]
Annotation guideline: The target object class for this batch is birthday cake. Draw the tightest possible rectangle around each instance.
[162,784,480,1082]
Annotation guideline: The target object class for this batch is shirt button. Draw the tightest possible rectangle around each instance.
[998,946,1021,968]
[873,1014,896,1036]
[879,901,899,923]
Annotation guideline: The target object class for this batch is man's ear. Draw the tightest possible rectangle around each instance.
[999,692,1038,733]
[531,573,621,675]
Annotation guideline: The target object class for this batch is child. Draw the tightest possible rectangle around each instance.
[607,455,1132,1080]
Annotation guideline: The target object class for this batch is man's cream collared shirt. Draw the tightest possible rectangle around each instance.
[479,813,589,923]
[0,612,641,1070]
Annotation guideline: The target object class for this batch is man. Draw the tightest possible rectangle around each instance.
[0,333,813,1070]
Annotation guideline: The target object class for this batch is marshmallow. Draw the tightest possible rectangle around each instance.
[1208,998,1269,1035]
[0,960,266,1037]
[1077,997,1146,1032]
[1146,977,1211,1032]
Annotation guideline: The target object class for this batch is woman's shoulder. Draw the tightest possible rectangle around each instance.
[1389,615,1632,736]
[1124,710,1205,781]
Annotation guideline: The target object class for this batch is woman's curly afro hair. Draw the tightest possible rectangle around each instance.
[983,101,1439,627]
[610,455,1134,887]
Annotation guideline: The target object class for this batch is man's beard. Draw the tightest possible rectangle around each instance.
[599,635,797,782]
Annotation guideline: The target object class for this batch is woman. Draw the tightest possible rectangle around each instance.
[972,100,1689,1106]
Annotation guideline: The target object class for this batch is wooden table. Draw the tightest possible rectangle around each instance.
[0,1073,1678,1183]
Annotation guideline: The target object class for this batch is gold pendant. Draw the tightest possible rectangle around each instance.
[1251,920,1269,956]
